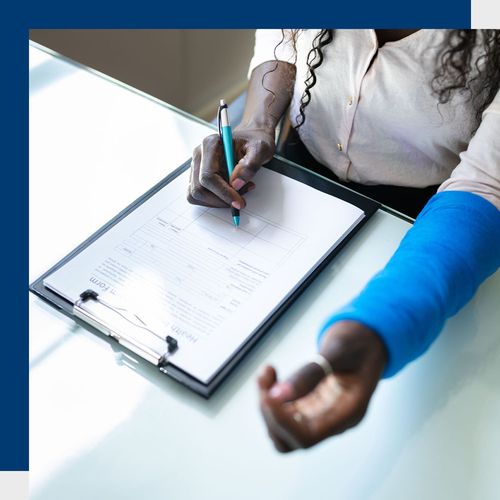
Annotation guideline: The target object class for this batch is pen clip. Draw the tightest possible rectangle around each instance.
[217,103,222,138]
[217,101,228,139]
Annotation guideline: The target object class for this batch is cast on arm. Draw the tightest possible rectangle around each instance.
[318,90,500,376]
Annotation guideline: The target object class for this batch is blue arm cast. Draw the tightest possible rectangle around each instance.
[317,191,500,377]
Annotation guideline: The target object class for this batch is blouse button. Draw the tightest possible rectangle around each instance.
[337,143,343,152]
[347,96,353,106]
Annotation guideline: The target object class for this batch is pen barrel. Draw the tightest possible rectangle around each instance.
[221,126,235,176]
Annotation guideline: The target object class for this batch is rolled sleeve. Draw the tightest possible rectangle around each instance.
[247,29,297,79]
[439,90,500,209]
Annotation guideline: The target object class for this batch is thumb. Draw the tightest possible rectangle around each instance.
[269,362,326,403]
[230,146,266,189]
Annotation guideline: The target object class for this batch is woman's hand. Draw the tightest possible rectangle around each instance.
[187,126,276,209]
[257,320,387,452]
[187,60,295,208]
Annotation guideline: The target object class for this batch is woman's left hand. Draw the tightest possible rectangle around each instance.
[257,320,387,452]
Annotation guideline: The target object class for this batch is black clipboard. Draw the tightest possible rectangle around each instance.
[30,156,379,398]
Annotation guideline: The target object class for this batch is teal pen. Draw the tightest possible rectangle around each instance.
[218,99,240,227]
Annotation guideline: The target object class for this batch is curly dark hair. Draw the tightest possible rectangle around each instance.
[280,29,500,130]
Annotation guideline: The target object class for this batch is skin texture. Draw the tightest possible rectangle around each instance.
[187,31,419,209]
[257,321,387,452]
[375,29,419,46]
[187,32,416,449]
[186,30,420,210]
[187,61,295,209]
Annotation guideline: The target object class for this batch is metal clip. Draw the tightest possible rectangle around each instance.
[74,289,178,368]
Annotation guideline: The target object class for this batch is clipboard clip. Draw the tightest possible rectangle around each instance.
[74,289,178,369]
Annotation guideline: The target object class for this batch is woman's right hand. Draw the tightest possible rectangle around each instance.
[187,126,276,209]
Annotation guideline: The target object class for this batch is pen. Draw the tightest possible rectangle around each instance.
[218,99,240,227]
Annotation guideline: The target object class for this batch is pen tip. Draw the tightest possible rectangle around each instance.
[233,216,240,227]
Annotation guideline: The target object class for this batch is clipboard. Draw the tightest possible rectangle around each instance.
[30,156,379,398]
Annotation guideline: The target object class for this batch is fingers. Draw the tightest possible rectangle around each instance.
[257,365,277,393]
[261,392,307,452]
[257,353,378,452]
[269,362,326,403]
[198,135,245,208]
[188,132,271,208]
[262,375,370,451]
[258,364,309,452]
[230,140,271,187]
[187,145,228,208]
[258,364,326,453]
[306,377,369,440]
[257,366,293,453]
[237,181,256,196]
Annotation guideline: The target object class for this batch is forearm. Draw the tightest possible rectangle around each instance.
[238,61,296,133]
[318,191,500,376]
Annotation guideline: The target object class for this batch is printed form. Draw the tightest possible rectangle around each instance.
[45,168,364,383]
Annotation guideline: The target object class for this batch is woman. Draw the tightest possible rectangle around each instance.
[188,30,500,452]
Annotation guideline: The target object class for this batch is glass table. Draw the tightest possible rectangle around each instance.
[29,41,500,500]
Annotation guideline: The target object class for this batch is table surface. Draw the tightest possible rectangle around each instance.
[29,42,500,500]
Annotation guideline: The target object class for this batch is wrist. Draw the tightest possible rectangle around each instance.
[319,320,387,378]
[234,120,276,137]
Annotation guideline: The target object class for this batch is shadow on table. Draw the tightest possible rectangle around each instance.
[29,290,293,416]
[353,275,500,500]
[30,273,500,500]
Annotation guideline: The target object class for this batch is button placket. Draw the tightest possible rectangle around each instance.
[337,92,356,163]
[340,34,378,181]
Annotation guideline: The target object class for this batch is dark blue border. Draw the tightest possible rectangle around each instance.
[4,0,472,473]
[26,0,471,28]
[2,24,29,471]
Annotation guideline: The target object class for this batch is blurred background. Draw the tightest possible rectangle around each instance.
[29,30,255,121]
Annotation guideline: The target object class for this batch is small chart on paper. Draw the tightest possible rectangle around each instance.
[117,193,306,269]
[85,193,306,343]
[43,166,365,383]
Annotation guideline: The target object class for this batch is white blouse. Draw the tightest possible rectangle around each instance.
[248,29,500,209]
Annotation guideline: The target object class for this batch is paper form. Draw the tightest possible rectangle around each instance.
[44,168,364,383]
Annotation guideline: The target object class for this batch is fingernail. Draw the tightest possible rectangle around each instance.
[269,382,294,401]
[247,184,256,192]
[231,201,241,210]
[269,385,284,399]
[232,178,245,191]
